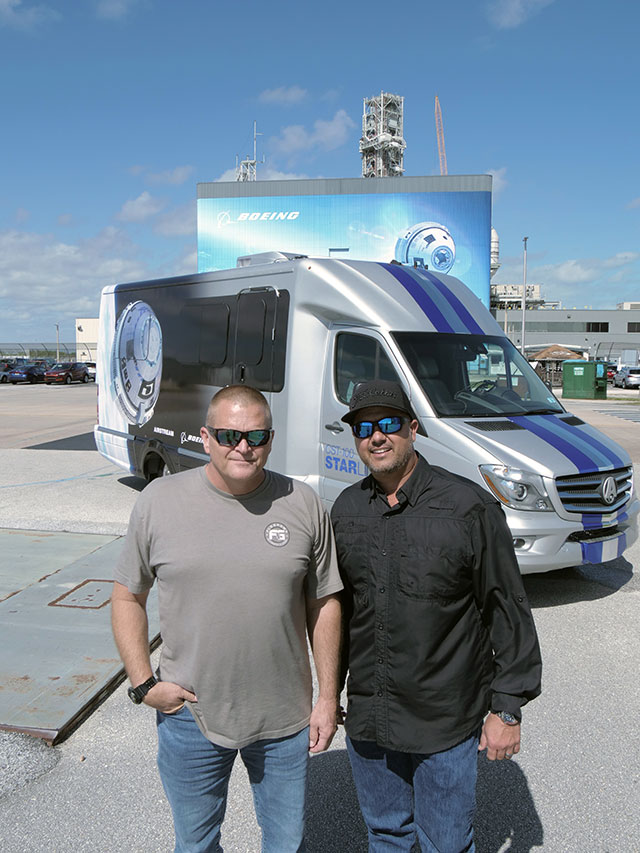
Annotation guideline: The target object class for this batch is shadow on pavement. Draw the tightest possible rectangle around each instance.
[26,432,97,451]
[305,748,543,853]
[306,748,367,852]
[523,558,636,609]
[117,475,146,492]
[475,754,543,852]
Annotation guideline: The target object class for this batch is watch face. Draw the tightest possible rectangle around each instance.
[127,686,141,704]
[111,300,163,426]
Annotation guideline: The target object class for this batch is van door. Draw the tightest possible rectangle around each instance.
[319,328,408,504]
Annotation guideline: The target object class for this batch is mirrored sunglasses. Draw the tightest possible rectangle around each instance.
[352,416,406,439]
[205,426,273,447]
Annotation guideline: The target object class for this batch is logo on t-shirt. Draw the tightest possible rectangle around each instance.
[264,522,290,547]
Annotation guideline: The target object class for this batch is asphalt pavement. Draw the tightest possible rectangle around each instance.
[1,382,639,851]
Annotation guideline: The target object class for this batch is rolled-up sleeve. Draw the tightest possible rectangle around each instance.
[471,499,543,716]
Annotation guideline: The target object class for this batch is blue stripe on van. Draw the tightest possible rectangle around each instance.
[381,264,484,334]
[582,514,603,530]
[618,532,627,557]
[420,269,485,335]
[508,415,599,473]
[580,540,603,564]
[380,263,456,332]
[550,415,625,469]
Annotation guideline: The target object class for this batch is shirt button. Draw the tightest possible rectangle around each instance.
[377,623,384,631]
[379,586,385,593]
[377,657,383,664]
[381,550,387,556]
[377,690,383,697]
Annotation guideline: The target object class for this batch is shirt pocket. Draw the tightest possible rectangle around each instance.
[396,544,472,601]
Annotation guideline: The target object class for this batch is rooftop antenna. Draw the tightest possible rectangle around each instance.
[236,121,264,181]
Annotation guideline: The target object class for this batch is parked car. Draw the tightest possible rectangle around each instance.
[606,363,617,382]
[44,362,90,385]
[1,361,14,383]
[8,364,46,384]
[613,366,640,388]
[84,361,97,381]
[34,357,56,369]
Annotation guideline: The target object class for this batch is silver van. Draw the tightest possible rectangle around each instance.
[95,253,638,573]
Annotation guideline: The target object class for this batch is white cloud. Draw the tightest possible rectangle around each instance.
[602,251,640,268]
[0,0,57,30]
[627,197,640,209]
[95,0,141,20]
[259,85,308,106]
[269,109,356,162]
[15,207,30,223]
[147,165,194,186]
[116,191,166,223]
[0,227,150,339]
[487,167,507,195]
[486,0,555,30]
[57,213,73,226]
[494,250,640,308]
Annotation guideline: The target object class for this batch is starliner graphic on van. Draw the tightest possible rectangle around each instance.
[94,251,639,574]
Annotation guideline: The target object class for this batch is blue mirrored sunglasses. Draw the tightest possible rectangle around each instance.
[206,426,273,447]
[351,416,406,439]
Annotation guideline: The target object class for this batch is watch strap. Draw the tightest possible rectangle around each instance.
[128,675,157,704]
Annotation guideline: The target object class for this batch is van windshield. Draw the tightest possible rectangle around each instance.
[392,332,565,418]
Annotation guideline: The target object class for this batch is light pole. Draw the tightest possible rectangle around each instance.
[55,323,60,363]
[521,237,528,356]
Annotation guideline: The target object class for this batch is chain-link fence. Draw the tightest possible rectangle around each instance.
[0,342,97,361]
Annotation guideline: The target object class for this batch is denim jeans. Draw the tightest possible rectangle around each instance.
[346,733,478,852]
[157,704,309,853]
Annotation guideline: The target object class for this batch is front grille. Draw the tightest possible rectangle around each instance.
[555,467,633,513]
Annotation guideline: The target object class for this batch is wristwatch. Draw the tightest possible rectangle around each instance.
[127,675,157,704]
[494,710,520,726]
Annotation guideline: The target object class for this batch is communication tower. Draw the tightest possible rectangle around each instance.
[236,121,263,182]
[359,92,406,178]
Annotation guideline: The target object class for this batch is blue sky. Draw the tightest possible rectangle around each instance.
[1,0,638,342]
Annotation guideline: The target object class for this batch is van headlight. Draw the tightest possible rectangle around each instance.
[480,465,552,511]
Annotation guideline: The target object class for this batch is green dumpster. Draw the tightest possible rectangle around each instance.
[562,360,607,400]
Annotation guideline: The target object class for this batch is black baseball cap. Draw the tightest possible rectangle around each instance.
[341,380,414,425]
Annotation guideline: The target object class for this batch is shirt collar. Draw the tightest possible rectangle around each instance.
[366,453,433,507]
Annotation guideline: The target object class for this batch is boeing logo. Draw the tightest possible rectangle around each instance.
[217,210,300,227]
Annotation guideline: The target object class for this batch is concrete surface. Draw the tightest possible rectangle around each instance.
[0,381,639,851]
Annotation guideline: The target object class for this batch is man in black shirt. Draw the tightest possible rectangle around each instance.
[331,380,542,852]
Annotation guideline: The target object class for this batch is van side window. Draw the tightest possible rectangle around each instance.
[335,333,399,403]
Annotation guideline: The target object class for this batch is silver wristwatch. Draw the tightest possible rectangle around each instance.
[495,710,520,726]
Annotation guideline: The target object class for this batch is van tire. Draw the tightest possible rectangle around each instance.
[65,375,71,385]
[144,452,171,482]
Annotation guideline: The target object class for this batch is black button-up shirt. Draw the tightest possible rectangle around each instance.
[331,454,542,754]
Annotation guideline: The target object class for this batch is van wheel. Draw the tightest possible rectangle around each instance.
[144,452,170,482]
[65,375,71,385]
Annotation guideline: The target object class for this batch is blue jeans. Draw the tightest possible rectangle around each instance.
[157,705,309,852]
[346,734,478,852]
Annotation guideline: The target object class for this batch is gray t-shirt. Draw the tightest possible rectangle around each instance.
[115,466,342,748]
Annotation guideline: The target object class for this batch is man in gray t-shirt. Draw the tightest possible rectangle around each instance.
[111,386,343,853]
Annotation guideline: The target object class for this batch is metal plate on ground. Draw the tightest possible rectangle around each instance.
[0,529,159,743]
